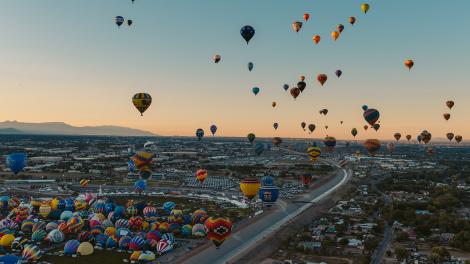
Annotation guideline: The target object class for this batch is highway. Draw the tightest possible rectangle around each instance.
[180,158,351,264]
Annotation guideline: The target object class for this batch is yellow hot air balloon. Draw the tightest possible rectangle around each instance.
[39,204,51,219]
[361,3,370,14]
[240,179,260,200]
[331,31,340,41]
[77,242,94,256]
[0,234,15,247]
[307,146,321,161]
[132,93,152,116]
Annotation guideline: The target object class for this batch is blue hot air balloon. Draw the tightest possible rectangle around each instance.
[6,153,27,174]
[196,128,204,141]
[254,142,265,155]
[134,180,146,193]
[252,87,260,96]
[128,160,136,172]
[240,25,255,44]
[248,62,254,72]
[262,176,274,186]
[210,125,217,136]
[259,185,279,207]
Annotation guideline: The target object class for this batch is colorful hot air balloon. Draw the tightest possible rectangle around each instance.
[248,62,254,72]
[446,132,454,141]
[273,123,279,130]
[247,133,256,144]
[317,74,327,86]
[205,217,232,248]
[404,59,414,70]
[6,153,27,175]
[210,125,217,136]
[272,101,277,108]
[290,87,301,100]
[337,24,344,33]
[331,31,340,41]
[259,185,279,207]
[22,244,43,261]
[394,133,402,141]
[131,151,153,171]
[196,128,204,141]
[312,35,321,45]
[335,70,342,78]
[240,25,255,44]
[455,135,462,143]
[80,179,89,187]
[406,135,412,141]
[303,13,310,21]
[115,16,125,27]
[132,93,152,116]
[196,169,208,183]
[292,21,303,32]
[348,17,356,25]
[301,122,306,131]
[363,108,380,126]
[213,54,221,63]
[364,139,381,156]
[323,136,337,152]
[361,3,370,13]
[252,87,260,95]
[443,113,451,121]
[351,128,358,138]
[446,100,454,109]
[307,145,321,161]
[308,124,316,133]
[134,179,146,193]
[240,178,261,200]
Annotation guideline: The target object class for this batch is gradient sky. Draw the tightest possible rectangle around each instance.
[1,0,469,140]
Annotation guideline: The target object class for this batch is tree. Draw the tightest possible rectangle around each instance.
[431,246,450,262]
[395,246,409,261]
[396,231,410,242]
[339,238,349,246]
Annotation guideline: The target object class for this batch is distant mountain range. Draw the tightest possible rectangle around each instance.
[0,121,156,137]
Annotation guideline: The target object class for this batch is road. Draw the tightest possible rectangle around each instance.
[179,158,351,264]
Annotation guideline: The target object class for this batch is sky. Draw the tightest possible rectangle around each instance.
[0,0,469,140]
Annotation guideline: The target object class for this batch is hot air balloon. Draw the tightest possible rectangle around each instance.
[196,128,204,141]
[446,133,454,141]
[273,123,279,130]
[361,3,370,13]
[156,239,173,255]
[248,62,254,72]
[373,124,380,131]
[80,179,89,187]
[292,21,303,32]
[325,125,329,130]
[319,109,328,115]
[259,185,279,207]
[351,128,358,138]
[131,151,153,171]
[348,17,356,25]
[115,16,124,27]
[312,35,321,45]
[297,81,307,92]
[308,124,316,133]
[290,87,301,100]
[22,244,42,261]
[455,135,462,143]
[77,242,94,256]
[132,93,152,116]
[443,113,451,121]
[446,100,454,109]
[331,31,340,41]
[127,20,133,26]
[64,240,80,255]
[213,54,221,63]
[335,70,342,78]
[406,135,412,141]
[301,122,306,131]
[363,108,380,126]
[240,25,255,44]
[6,153,27,174]
[303,13,310,21]
[254,142,265,155]
[272,101,277,108]
[210,125,218,136]
[307,145,321,161]
[283,84,289,91]
[404,59,414,70]
[417,135,422,143]
[252,87,260,95]
[323,136,337,152]
[134,179,146,193]
[240,178,261,200]
[247,133,256,144]
[317,74,327,86]
[364,125,369,130]
[364,139,381,156]
[196,169,208,183]
[420,130,432,144]
[337,24,344,33]
[205,217,232,248]
[394,133,402,141]
[272,137,282,147]
[300,174,313,187]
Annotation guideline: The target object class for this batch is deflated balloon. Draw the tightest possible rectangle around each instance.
[240,25,255,44]
[132,93,152,116]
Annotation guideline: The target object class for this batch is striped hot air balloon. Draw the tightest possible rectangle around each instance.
[240,178,261,201]
[364,139,381,156]
[307,146,321,161]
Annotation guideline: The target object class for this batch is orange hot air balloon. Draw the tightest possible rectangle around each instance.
[446,133,454,141]
[349,17,356,25]
[205,217,232,248]
[303,13,310,21]
[446,100,454,109]
[393,133,401,141]
[196,169,208,183]
[406,135,412,141]
[363,139,381,156]
[312,35,321,45]
[331,31,340,41]
[404,59,414,70]
[317,74,327,86]
[443,113,451,121]
[455,135,462,143]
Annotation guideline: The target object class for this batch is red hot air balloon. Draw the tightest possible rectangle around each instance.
[364,139,381,156]
[303,13,310,21]
[204,217,232,248]
[196,169,208,183]
[317,74,328,86]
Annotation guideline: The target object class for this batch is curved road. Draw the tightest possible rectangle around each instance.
[180,158,351,264]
